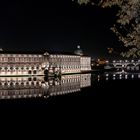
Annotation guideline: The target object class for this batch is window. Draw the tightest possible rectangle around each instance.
[33,77,36,81]
[28,78,32,81]
[28,70,32,74]
[33,70,36,74]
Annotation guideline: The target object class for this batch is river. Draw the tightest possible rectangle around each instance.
[0,72,139,112]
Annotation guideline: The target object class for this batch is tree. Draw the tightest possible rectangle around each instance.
[73,0,140,58]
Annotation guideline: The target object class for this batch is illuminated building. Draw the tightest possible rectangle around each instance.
[47,54,81,75]
[0,48,91,76]
[0,52,44,76]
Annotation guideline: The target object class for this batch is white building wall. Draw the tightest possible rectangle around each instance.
[0,53,91,76]
[80,57,91,71]
[0,54,45,76]
[49,55,81,74]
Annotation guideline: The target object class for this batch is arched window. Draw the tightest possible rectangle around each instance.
[33,77,36,81]
[33,70,36,74]
[10,67,13,70]
[28,78,32,81]
[28,70,32,74]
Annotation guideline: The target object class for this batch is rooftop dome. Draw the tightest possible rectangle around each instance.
[74,45,83,56]
[0,48,3,51]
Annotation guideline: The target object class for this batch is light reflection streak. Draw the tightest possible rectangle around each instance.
[95,72,140,81]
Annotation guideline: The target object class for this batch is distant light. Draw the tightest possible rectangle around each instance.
[77,45,80,49]
[106,77,109,81]
[125,75,128,79]
[97,75,100,81]
[131,75,134,78]
[131,60,134,62]
[106,73,109,77]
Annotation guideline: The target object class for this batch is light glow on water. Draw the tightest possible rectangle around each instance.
[0,72,140,100]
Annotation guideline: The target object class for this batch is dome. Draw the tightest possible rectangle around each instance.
[74,45,83,56]
[0,48,3,51]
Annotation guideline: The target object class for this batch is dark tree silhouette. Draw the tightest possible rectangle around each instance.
[73,0,140,58]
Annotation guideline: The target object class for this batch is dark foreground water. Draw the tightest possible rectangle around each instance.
[0,73,140,132]
[0,72,140,110]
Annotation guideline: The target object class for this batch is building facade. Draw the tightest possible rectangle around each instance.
[47,54,81,75]
[0,53,44,76]
[0,49,91,76]
[80,56,91,72]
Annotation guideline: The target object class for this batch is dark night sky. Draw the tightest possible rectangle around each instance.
[0,0,121,58]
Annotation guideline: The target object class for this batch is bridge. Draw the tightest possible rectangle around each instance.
[105,60,140,71]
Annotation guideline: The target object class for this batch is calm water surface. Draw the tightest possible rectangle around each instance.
[0,72,140,110]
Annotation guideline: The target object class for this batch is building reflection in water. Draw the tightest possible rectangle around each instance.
[0,74,91,99]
